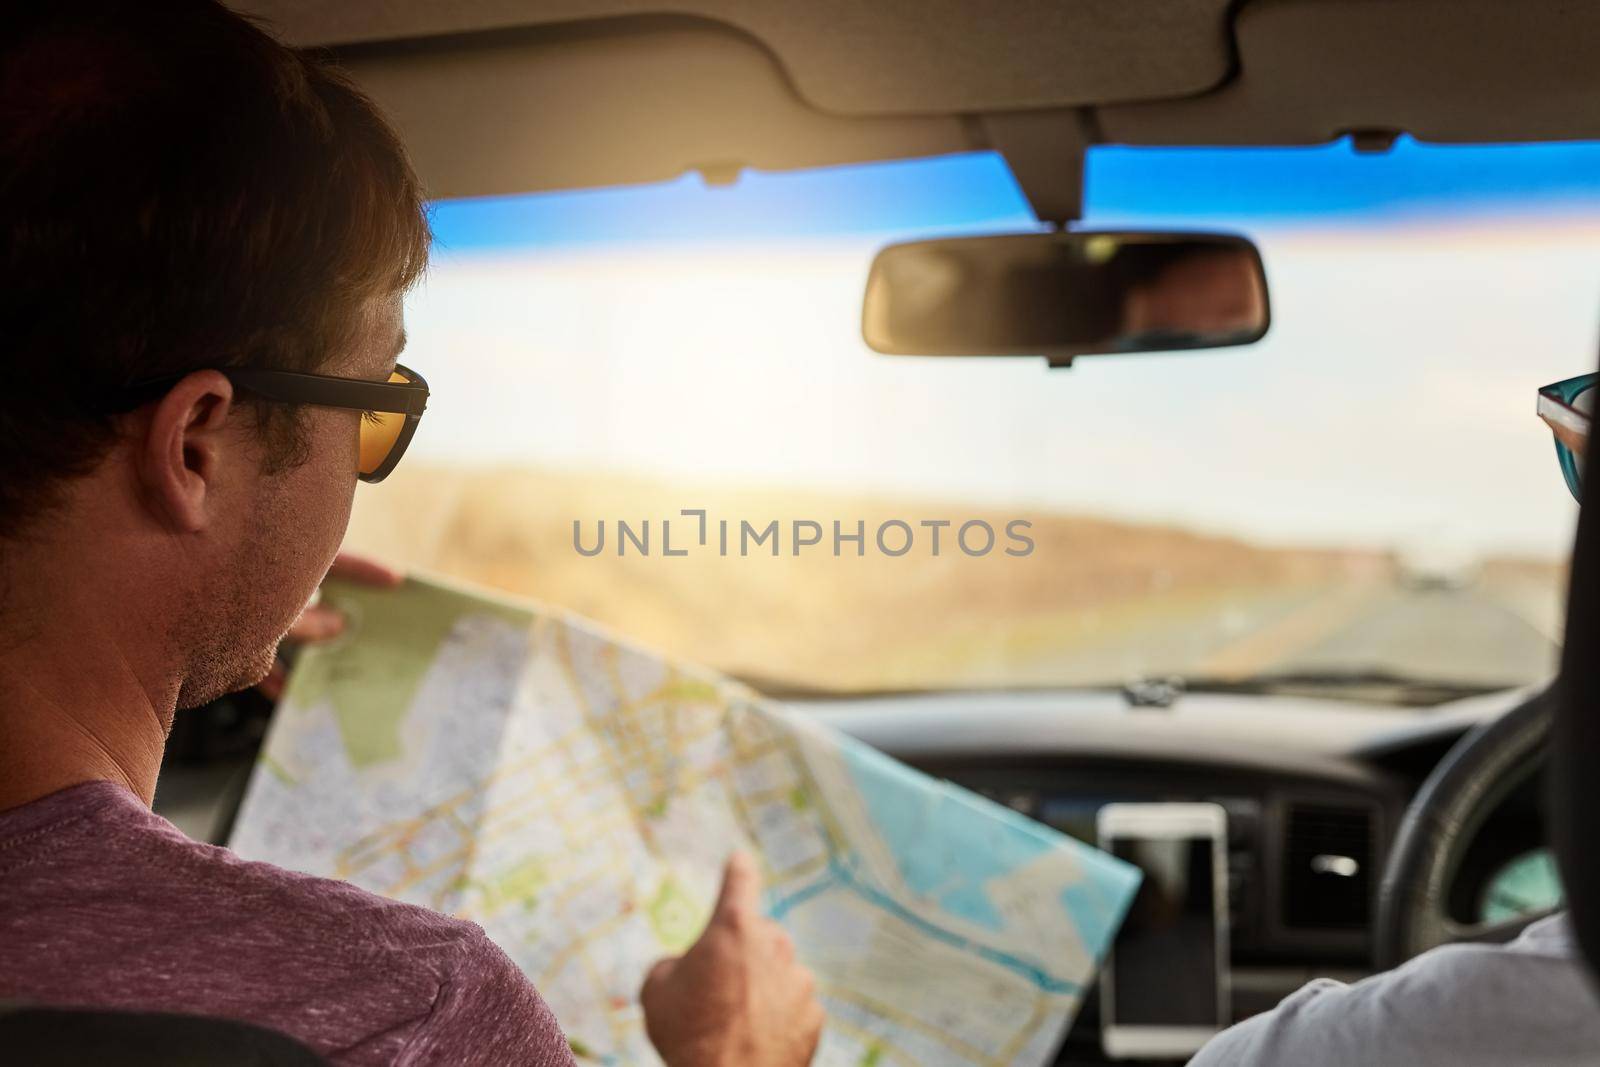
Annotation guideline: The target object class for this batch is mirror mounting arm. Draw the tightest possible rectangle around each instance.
[980,110,1092,227]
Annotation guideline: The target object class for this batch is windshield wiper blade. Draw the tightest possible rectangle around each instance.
[1176,668,1515,706]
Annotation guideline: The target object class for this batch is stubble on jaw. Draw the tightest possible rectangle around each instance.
[168,469,303,713]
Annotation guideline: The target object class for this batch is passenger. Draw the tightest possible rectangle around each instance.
[1189,371,1597,1064]
[0,3,822,1065]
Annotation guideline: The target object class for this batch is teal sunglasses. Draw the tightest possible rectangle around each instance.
[1537,372,1595,502]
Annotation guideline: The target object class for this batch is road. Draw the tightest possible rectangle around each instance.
[1253,582,1559,687]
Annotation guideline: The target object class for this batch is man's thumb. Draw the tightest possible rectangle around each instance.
[641,955,679,1000]
[712,851,760,921]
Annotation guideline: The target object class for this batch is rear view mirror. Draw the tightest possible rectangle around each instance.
[861,231,1269,366]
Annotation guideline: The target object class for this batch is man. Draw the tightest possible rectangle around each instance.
[0,3,823,1065]
[1189,370,1598,1063]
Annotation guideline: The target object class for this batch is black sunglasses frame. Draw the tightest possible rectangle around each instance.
[107,364,429,484]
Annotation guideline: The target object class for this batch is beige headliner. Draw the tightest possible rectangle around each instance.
[233,0,1600,209]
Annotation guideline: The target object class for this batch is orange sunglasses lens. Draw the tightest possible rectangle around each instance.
[357,370,410,476]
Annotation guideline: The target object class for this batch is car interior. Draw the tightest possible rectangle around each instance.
[12,1,1600,1064]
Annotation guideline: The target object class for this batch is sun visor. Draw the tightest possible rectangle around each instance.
[332,20,973,201]
[236,0,1236,116]
[1103,0,1600,145]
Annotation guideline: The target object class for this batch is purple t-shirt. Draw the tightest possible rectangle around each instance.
[0,780,576,1066]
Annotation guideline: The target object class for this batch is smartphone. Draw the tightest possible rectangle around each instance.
[1097,802,1230,1060]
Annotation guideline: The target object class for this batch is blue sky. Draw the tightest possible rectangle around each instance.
[429,137,1600,252]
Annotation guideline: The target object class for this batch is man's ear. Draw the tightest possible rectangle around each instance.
[135,370,239,533]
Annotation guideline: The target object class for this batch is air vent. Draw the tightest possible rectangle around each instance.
[1283,803,1373,930]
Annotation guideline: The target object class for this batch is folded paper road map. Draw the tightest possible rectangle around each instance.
[231,575,1139,1066]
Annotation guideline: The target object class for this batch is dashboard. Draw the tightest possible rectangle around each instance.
[795,684,1551,1061]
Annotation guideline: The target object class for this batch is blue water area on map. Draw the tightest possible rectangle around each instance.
[837,735,1139,938]
[1061,875,1138,960]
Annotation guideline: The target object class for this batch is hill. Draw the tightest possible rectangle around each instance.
[340,464,1404,691]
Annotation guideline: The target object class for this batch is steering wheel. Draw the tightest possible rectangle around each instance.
[1374,687,1558,970]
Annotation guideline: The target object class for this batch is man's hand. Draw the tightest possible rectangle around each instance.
[257,552,403,700]
[641,853,825,1067]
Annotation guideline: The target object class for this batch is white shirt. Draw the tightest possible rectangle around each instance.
[1189,914,1600,1066]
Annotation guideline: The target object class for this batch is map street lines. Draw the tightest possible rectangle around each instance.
[231,575,1139,1066]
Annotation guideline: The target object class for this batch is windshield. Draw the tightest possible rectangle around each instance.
[343,138,1595,699]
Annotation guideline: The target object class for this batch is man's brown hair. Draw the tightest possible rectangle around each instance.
[0,0,431,537]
